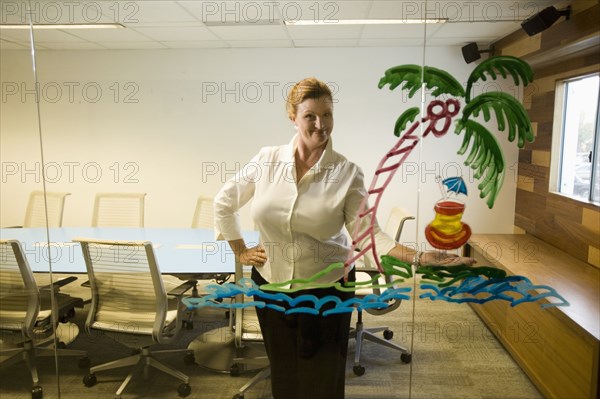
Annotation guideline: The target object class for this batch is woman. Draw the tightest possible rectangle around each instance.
[214,77,474,398]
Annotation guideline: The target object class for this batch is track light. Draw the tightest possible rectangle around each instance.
[461,42,493,64]
[521,6,571,36]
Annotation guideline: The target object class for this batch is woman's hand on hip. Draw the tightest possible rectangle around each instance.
[239,245,268,267]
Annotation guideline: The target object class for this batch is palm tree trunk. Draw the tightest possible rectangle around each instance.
[344,99,461,278]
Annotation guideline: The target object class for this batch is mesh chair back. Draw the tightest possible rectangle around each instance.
[76,239,167,337]
[384,207,414,242]
[24,191,70,228]
[191,196,214,228]
[92,193,146,227]
[0,240,39,336]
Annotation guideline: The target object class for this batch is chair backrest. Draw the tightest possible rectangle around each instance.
[0,240,39,337]
[24,191,71,228]
[360,207,415,270]
[383,207,415,243]
[92,193,146,227]
[74,238,174,343]
[191,196,214,228]
[356,207,415,314]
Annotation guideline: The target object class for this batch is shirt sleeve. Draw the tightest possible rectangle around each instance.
[344,166,397,258]
[213,149,264,241]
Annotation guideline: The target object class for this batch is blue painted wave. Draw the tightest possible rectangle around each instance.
[420,275,570,308]
[182,277,412,316]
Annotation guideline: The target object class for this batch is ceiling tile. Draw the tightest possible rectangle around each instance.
[32,29,87,42]
[67,26,150,42]
[286,25,362,40]
[128,1,197,23]
[0,39,29,50]
[0,30,29,42]
[301,1,372,20]
[433,21,521,39]
[225,39,294,48]
[161,40,228,49]
[0,28,85,42]
[179,0,280,24]
[132,26,219,41]
[293,38,359,47]
[452,0,561,22]
[35,41,105,50]
[96,41,168,50]
[358,37,425,47]
[1,0,115,24]
[360,24,429,39]
[208,25,288,41]
[368,1,427,19]
[0,0,569,50]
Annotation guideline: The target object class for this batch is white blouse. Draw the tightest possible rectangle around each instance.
[214,134,396,287]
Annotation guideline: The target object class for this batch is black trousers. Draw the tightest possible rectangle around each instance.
[251,267,355,399]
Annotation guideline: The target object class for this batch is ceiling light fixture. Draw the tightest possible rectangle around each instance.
[0,23,125,29]
[284,18,447,26]
[521,6,571,36]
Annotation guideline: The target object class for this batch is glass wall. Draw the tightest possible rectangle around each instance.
[1,1,63,397]
[0,1,553,398]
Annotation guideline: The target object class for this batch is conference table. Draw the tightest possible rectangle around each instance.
[0,227,264,372]
[0,227,259,279]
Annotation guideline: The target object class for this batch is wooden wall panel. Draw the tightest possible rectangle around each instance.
[492,0,600,269]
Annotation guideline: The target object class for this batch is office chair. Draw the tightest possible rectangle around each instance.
[230,261,269,399]
[180,195,226,329]
[191,195,215,229]
[350,207,414,376]
[91,192,146,227]
[23,190,71,228]
[74,238,195,398]
[0,239,88,399]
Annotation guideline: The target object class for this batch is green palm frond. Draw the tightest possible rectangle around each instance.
[461,92,534,148]
[394,107,420,137]
[466,56,533,102]
[424,66,465,98]
[455,119,505,208]
[378,64,423,97]
[379,65,466,99]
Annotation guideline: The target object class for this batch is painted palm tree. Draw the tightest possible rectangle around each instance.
[345,56,535,274]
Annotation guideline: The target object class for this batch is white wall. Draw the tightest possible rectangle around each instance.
[1,46,520,249]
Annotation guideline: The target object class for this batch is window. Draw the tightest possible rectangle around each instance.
[552,73,600,203]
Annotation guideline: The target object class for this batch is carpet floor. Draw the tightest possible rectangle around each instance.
[0,278,543,399]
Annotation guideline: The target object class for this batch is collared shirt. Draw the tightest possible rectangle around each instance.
[214,134,396,286]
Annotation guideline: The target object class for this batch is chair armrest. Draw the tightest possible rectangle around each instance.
[167,280,196,297]
[53,275,78,287]
[39,276,78,292]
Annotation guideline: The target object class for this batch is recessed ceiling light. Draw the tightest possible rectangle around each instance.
[203,19,280,27]
[0,23,125,29]
[284,19,447,26]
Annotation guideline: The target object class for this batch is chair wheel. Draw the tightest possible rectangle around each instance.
[383,329,394,340]
[59,308,76,323]
[183,352,195,365]
[353,364,365,376]
[57,341,67,349]
[232,394,244,399]
[83,373,97,387]
[31,385,43,399]
[230,363,241,377]
[178,383,191,397]
[401,353,412,363]
[78,356,91,369]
